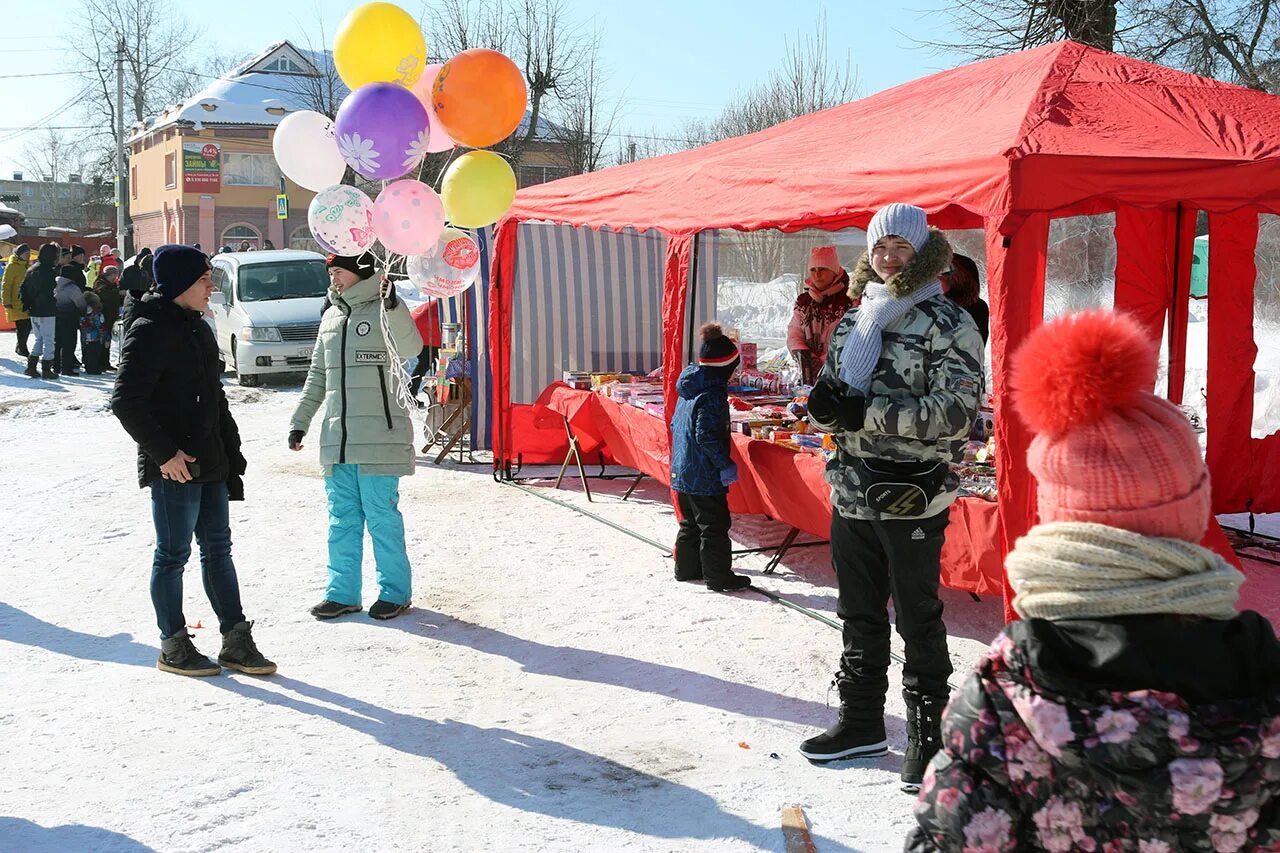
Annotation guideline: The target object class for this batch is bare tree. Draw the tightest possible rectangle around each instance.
[1122,0,1280,91]
[549,40,621,174]
[682,11,859,145]
[425,0,597,161]
[932,0,1279,92]
[72,0,201,163]
[20,128,87,184]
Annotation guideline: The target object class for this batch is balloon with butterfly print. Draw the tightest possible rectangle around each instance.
[373,179,445,256]
[308,184,377,256]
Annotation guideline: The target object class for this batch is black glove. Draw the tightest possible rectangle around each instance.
[288,429,305,450]
[807,378,866,433]
[227,473,245,502]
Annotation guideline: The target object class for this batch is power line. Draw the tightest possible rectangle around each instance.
[0,71,81,80]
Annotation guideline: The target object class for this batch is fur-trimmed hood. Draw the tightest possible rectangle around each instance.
[849,227,952,299]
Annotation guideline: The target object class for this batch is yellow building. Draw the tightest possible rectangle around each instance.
[128,42,320,252]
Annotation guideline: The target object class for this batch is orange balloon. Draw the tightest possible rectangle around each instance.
[432,49,528,149]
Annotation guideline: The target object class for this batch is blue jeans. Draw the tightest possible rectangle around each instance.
[150,479,246,640]
[324,464,412,606]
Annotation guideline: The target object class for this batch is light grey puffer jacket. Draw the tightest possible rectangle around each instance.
[290,276,424,477]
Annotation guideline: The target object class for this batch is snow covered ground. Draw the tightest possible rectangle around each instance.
[0,339,1005,853]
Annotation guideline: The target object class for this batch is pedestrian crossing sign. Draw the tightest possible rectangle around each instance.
[276,194,288,220]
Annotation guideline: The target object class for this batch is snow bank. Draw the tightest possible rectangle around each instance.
[0,346,1002,852]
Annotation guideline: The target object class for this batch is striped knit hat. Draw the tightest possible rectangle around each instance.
[697,322,740,370]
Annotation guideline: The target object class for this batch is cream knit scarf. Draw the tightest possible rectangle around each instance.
[837,279,942,394]
[1007,522,1244,621]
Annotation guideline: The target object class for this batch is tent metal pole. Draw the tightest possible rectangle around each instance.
[1167,201,1184,399]
[686,232,701,363]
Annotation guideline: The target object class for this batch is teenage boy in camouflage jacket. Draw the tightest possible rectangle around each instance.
[799,204,984,792]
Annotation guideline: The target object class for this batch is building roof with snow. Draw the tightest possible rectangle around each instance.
[129,42,319,141]
[131,40,564,143]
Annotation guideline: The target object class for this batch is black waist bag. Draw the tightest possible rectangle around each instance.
[848,455,948,518]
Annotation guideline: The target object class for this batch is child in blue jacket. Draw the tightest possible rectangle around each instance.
[669,323,751,592]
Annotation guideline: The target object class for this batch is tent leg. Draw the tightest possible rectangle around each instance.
[554,416,594,502]
[621,473,646,501]
[762,527,802,575]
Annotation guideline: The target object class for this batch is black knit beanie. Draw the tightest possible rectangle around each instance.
[325,251,377,281]
[152,244,211,300]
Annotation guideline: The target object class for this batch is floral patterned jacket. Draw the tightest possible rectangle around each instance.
[906,613,1280,852]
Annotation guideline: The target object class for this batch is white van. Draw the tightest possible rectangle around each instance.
[208,249,329,386]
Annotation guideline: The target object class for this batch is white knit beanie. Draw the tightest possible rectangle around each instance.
[866,203,929,253]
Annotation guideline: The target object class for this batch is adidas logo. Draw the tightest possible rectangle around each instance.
[910,527,926,541]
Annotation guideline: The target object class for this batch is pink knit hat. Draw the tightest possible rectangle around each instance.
[1010,310,1210,543]
[808,245,840,272]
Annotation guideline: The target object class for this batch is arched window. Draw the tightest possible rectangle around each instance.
[221,223,260,251]
[289,226,322,254]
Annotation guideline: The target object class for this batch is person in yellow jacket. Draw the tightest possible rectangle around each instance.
[2,244,31,356]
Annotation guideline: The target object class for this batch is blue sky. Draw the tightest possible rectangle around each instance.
[0,0,966,175]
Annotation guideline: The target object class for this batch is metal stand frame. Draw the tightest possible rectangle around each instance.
[554,416,594,502]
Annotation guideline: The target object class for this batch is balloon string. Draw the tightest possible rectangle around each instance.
[368,238,422,438]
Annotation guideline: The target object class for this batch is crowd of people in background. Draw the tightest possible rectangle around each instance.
[3,241,139,379]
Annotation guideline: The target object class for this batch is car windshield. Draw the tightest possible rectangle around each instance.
[236,260,329,302]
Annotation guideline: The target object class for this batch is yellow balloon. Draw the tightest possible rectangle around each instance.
[333,2,426,89]
[441,151,517,228]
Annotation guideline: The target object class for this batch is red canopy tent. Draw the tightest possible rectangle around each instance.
[489,40,1280,619]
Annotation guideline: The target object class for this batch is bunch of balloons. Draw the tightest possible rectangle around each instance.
[274,1,528,299]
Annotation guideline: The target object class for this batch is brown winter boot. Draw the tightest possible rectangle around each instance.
[40,360,56,379]
[23,356,38,377]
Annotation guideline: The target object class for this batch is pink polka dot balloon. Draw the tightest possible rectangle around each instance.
[372,179,445,256]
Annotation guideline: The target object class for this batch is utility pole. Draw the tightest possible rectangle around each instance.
[115,38,127,256]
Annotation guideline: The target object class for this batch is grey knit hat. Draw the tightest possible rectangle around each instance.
[866,203,930,253]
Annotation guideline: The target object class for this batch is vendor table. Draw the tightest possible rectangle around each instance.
[533,383,1007,596]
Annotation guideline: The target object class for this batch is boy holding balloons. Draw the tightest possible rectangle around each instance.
[288,250,424,621]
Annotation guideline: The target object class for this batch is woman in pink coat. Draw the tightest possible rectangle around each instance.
[787,245,854,385]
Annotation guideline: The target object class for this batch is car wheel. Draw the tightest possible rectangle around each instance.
[229,337,260,386]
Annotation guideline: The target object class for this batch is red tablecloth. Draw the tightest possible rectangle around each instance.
[537,384,1006,596]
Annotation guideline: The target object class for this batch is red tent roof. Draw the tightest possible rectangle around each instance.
[508,41,1280,235]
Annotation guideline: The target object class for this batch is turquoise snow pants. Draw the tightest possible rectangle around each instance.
[324,464,412,606]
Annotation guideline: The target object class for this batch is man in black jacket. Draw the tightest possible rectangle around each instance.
[60,245,88,290]
[112,244,275,678]
[19,242,60,378]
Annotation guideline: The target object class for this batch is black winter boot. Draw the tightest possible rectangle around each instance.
[900,691,946,792]
[217,621,277,675]
[157,633,221,676]
[310,599,362,619]
[706,573,751,592]
[23,356,38,378]
[40,360,56,379]
[799,672,888,762]
[369,599,410,620]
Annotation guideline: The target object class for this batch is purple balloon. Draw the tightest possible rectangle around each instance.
[334,83,431,181]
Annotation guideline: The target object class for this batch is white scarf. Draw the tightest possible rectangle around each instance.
[1007,522,1244,621]
[837,280,942,394]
